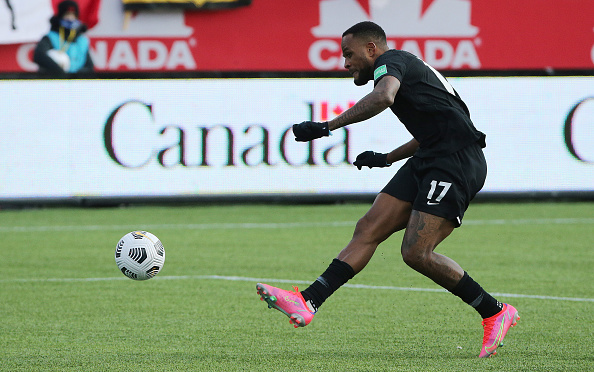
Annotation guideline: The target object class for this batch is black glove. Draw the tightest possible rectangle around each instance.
[353,151,391,170]
[292,121,330,142]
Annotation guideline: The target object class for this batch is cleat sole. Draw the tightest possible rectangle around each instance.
[257,283,291,318]
[289,314,306,328]
[512,314,520,327]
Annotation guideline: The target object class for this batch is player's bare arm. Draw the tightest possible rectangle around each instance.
[328,75,400,131]
[386,138,419,164]
[353,138,418,169]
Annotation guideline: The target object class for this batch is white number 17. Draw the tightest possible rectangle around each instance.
[427,180,452,203]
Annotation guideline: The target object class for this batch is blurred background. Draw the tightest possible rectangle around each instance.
[1,0,593,205]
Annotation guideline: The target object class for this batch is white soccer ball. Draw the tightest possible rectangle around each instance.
[115,231,165,280]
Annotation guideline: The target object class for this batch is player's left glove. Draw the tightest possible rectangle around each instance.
[353,151,391,170]
[292,121,330,142]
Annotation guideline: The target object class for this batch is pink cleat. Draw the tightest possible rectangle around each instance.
[256,283,315,328]
[479,303,520,358]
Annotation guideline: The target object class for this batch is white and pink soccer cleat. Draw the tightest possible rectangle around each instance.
[479,303,520,358]
[256,283,315,328]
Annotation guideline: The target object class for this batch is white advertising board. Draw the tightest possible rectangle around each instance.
[0,77,592,200]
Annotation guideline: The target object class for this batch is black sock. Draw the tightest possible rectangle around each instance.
[451,272,503,319]
[301,258,355,312]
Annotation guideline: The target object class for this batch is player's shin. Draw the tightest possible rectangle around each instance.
[300,258,355,312]
[450,271,503,319]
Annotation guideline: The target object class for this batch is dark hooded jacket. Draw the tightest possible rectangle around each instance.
[33,0,94,74]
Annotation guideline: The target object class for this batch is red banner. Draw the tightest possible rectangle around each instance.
[1,0,593,72]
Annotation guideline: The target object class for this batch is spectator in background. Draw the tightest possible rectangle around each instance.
[34,0,93,74]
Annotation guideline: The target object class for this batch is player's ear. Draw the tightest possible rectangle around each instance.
[366,42,377,56]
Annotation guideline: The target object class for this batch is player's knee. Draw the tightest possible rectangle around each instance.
[352,215,373,240]
[401,245,430,271]
[352,214,384,244]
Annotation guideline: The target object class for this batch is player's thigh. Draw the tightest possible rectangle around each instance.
[401,210,455,255]
[355,192,412,243]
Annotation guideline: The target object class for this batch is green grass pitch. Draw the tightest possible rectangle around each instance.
[1,202,593,371]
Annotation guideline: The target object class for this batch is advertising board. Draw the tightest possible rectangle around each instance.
[0,76,592,201]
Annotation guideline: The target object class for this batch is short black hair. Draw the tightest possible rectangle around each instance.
[342,21,387,43]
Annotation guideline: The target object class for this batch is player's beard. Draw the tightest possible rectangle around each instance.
[354,75,367,86]
[353,66,372,86]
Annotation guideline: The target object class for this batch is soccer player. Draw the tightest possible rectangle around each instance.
[256,21,519,358]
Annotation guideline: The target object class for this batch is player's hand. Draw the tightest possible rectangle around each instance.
[353,151,391,170]
[292,121,330,142]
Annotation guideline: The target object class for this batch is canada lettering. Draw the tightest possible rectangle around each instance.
[104,100,351,168]
[309,39,481,70]
[564,97,594,163]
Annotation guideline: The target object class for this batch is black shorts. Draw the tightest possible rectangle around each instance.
[381,143,487,227]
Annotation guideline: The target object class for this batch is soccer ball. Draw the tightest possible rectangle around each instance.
[115,231,165,280]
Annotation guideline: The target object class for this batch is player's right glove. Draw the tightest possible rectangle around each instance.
[353,151,391,170]
[292,121,330,142]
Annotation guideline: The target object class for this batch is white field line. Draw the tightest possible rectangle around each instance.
[0,217,593,233]
[2,274,593,303]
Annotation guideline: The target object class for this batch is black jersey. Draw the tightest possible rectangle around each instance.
[373,50,485,158]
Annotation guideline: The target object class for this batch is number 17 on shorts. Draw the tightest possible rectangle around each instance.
[426,180,452,206]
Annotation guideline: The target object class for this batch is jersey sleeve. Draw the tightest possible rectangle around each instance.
[373,52,408,86]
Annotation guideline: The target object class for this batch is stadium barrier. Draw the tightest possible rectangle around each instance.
[1,73,593,204]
